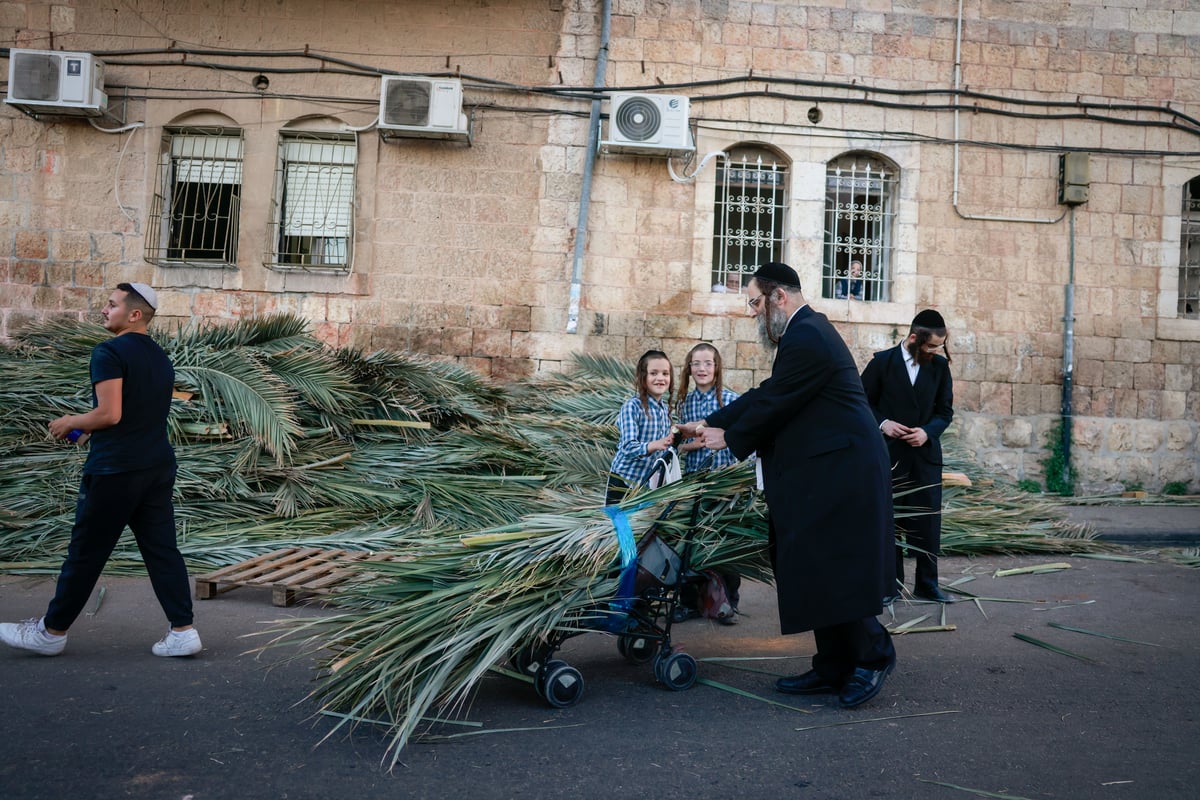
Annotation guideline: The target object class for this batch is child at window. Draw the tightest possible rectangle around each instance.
[835,259,865,300]
[606,350,677,505]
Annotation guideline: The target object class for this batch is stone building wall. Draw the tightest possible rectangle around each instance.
[0,0,1197,492]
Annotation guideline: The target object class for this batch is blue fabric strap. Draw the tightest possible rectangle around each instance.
[602,503,649,628]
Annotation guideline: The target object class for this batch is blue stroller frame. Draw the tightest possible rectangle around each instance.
[508,448,708,708]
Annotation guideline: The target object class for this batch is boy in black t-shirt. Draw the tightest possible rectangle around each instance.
[0,283,202,658]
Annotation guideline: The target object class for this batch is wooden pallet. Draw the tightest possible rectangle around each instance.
[194,546,397,607]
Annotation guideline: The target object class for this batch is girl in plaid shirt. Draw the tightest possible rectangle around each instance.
[675,342,743,623]
[677,343,740,474]
[605,349,676,505]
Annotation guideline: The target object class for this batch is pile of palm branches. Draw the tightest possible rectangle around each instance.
[0,314,1111,763]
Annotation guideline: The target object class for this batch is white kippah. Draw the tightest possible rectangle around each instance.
[127,282,158,309]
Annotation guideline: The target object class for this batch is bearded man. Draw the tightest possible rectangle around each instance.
[680,262,897,709]
[860,309,955,603]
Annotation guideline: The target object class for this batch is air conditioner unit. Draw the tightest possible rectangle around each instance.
[6,49,108,117]
[600,93,693,158]
[378,76,470,141]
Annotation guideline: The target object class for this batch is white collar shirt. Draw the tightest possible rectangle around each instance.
[901,345,919,385]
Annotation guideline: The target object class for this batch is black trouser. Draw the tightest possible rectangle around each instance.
[893,463,942,588]
[45,466,193,631]
[605,473,632,506]
[811,616,895,682]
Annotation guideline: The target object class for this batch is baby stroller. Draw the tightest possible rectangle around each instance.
[508,446,709,708]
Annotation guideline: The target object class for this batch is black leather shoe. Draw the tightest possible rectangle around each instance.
[838,661,895,709]
[913,583,953,603]
[776,669,841,695]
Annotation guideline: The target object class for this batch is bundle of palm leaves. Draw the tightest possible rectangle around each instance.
[1,313,1111,764]
[278,468,770,763]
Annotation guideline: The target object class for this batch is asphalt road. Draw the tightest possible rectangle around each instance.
[2,547,1198,800]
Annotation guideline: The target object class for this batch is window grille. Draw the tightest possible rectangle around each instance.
[711,147,788,293]
[266,132,357,272]
[145,128,243,267]
[1179,177,1200,319]
[822,153,897,302]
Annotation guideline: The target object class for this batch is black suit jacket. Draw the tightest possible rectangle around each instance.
[860,344,954,484]
[706,306,894,634]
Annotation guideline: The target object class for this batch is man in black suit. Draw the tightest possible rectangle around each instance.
[682,262,896,709]
[860,309,955,603]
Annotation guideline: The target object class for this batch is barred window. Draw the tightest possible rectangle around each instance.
[266,132,357,272]
[1179,177,1200,319]
[711,146,788,293]
[145,128,242,267]
[822,153,897,302]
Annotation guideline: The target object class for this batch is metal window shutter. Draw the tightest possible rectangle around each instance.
[171,135,243,184]
[282,139,356,236]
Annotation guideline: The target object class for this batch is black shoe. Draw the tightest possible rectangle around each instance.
[913,583,953,603]
[838,661,895,709]
[776,670,841,695]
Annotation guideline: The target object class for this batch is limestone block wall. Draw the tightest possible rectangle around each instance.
[0,0,1197,491]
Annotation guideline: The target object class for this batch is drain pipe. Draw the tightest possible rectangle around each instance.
[566,0,612,334]
[1060,205,1077,490]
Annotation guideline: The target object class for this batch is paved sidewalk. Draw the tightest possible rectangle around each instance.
[1065,502,1200,545]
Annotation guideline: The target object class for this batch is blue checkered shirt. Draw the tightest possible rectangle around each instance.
[679,387,740,473]
[609,395,674,487]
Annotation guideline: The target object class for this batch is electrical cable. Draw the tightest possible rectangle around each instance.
[84,119,146,223]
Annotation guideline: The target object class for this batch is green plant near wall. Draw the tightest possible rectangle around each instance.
[1163,481,1190,496]
[1041,421,1076,496]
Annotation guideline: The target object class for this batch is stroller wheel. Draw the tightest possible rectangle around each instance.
[509,641,552,677]
[536,660,585,708]
[654,651,698,691]
[617,634,655,664]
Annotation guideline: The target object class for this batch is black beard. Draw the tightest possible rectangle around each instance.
[907,341,935,366]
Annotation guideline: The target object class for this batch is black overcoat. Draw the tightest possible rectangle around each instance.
[706,306,894,634]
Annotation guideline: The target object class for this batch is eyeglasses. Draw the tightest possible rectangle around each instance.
[689,361,715,368]
[747,294,765,309]
[921,343,945,352]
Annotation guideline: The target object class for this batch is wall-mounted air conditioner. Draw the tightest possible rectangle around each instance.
[600,93,693,158]
[6,49,108,117]
[378,76,470,141]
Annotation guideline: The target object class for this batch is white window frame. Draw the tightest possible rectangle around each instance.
[265,131,357,273]
[822,152,898,303]
[144,127,243,268]
[711,145,789,293]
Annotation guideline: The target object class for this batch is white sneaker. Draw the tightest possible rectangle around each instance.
[0,618,67,656]
[152,628,202,657]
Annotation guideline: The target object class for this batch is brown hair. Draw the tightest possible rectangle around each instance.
[634,349,674,413]
[677,343,729,413]
[116,282,156,320]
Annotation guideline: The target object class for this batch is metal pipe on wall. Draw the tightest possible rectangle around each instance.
[1061,205,1077,490]
[566,0,612,335]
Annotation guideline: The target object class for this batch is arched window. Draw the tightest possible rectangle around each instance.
[1180,177,1200,319]
[266,126,358,273]
[145,122,244,268]
[822,152,898,302]
[711,145,789,293]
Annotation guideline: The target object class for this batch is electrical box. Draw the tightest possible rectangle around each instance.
[1058,152,1090,205]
